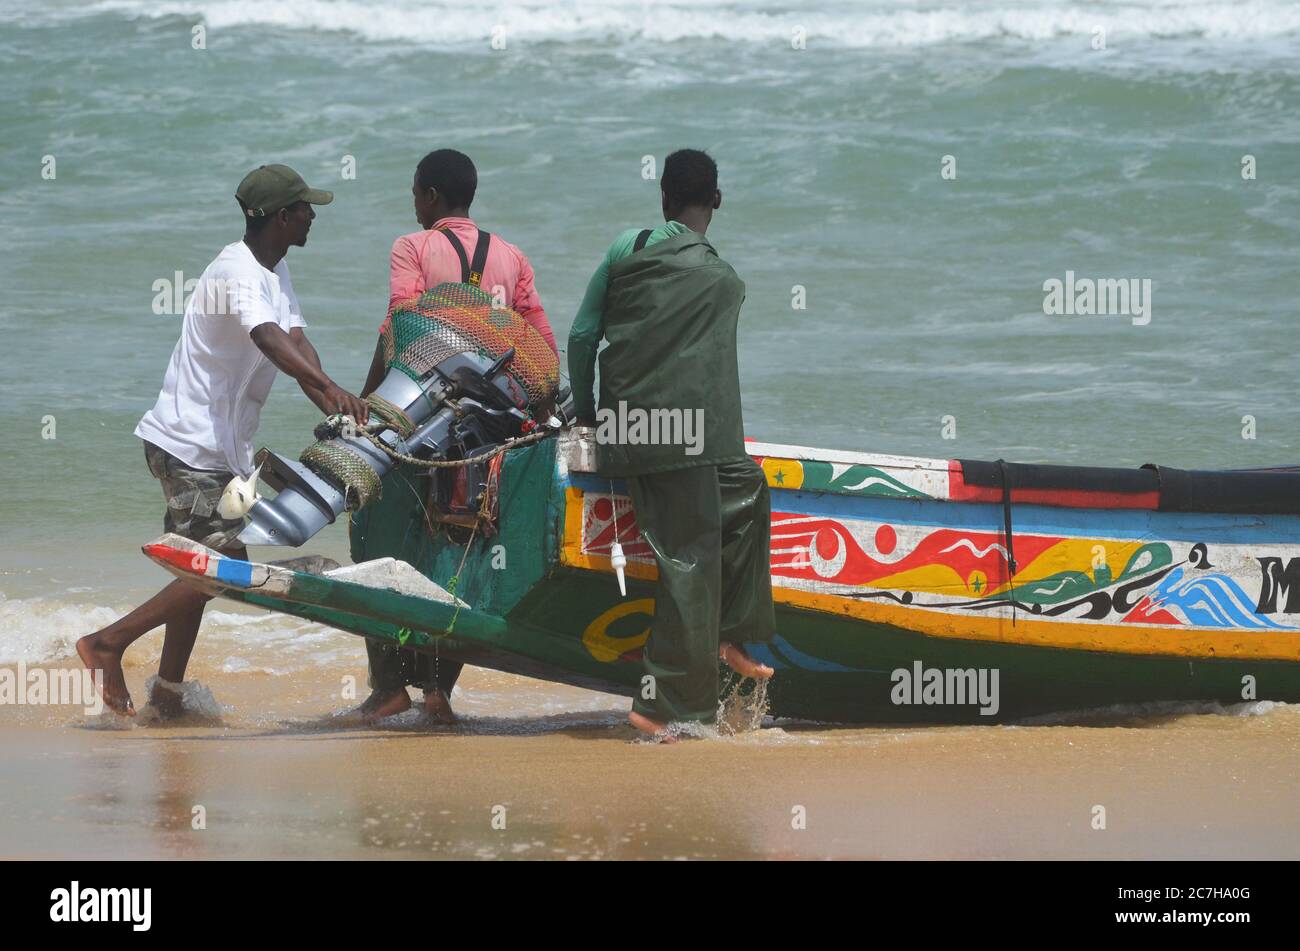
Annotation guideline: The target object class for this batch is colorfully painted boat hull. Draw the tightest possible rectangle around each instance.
[145,431,1300,722]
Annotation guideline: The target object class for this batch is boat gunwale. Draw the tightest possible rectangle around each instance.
[557,429,1300,514]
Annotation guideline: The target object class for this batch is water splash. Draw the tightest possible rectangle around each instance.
[136,675,225,725]
[628,719,719,743]
[627,673,772,742]
[716,671,770,736]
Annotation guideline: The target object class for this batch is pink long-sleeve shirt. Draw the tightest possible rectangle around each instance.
[380,216,556,353]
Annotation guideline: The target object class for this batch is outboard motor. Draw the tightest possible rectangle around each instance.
[239,282,561,547]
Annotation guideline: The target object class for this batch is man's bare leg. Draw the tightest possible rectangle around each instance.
[77,580,211,715]
[627,645,772,740]
[147,543,244,718]
[421,688,457,725]
[628,711,678,743]
[719,641,775,680]
[147,598,208,718]
[78,542,247,716]
[335,687,412,725]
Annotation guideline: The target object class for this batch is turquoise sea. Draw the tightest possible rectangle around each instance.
[1,0,1298,649]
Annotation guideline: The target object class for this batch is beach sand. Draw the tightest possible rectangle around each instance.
[3,627,1298,860]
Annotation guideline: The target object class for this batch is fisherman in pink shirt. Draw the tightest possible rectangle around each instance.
[350,149,556,726]
[360,149,555,395]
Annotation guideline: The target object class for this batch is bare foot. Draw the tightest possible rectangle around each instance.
[334,688,412,726]
[148,680,186,720]
[628,711,677,743]
[76,634,134,716]
[719,641,775,680]
[421,688,457,725]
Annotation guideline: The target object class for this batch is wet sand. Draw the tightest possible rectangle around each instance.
[3,638,1299,860]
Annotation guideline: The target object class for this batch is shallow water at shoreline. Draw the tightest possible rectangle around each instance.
[3,646,1299,859]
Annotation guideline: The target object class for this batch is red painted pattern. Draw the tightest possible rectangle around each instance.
[947,461,1160,510]
[584,497,654,560]
[770,514,1063,587]
[1122,595,1183,625]
[142,543,208,575]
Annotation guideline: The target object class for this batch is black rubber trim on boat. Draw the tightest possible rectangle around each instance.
[1141,464,1300,515]
[957,458,1300,515]
[959,459,1157,496]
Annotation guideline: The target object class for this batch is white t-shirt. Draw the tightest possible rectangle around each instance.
[135,240,306,476]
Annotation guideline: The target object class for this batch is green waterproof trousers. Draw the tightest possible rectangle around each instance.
[367,640,461,697]
[626,456,776,723]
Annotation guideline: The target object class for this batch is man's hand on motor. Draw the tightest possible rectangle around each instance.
[318,381,370,425]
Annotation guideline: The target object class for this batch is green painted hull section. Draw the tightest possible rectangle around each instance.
[216,553,1300,723]
[350,440,560,619]
[495,566,1300,722]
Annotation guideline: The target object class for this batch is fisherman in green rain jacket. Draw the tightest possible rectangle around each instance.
[568,149,776,741]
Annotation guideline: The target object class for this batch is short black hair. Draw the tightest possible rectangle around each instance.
[416,149,477,209]
[238,198,273,233]
[661,149,718,209]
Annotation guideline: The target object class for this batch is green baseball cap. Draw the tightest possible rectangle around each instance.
[235,164,334,217]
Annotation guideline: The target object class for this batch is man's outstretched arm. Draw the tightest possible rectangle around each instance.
[288,327,326,401]
[249,323,369,423]
[513,256,558,355]
[568,259,611,425]
[568,229,648,424]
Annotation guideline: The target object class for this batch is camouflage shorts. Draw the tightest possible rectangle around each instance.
[143,441,244,550]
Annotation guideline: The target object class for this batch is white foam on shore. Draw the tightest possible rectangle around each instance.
[1018,698,1290,726]
[0,596,122,666]
[15,0,1300,48]
[0,593,359,673]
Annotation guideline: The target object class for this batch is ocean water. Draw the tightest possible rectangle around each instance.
[1,0,1298,622]
[3,6,1300,862]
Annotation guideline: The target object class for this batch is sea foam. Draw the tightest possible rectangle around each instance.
[23,0,1300,49]
[0,593,357,672]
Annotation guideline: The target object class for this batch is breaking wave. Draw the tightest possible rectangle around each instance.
[13,0,1300,49]
[0,593,358,672]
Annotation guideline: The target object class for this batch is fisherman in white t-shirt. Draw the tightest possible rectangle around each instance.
[78,164,370,717]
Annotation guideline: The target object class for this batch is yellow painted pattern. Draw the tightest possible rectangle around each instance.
[982,537,1146,598]
[582,599,654,661]
[870,564,971,596]
[870,537,1147,598]
[761,457,804,490]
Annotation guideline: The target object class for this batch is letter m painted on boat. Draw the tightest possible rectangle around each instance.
[1256,557,1300,614]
